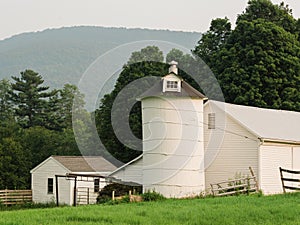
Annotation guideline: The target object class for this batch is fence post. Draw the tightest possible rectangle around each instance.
[73,177,77,206]
[5,189,7,206]
[249,167,259,192]
[112,191,115,201]
[279,167,286,193]
[55,175,59,206]
[87,188,89,205]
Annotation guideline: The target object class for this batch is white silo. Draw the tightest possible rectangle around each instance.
[140,61,207,198]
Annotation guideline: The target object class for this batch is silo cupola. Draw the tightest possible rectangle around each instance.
[168,60,178,74]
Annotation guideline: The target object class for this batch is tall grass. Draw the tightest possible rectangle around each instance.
[0,193,299,225]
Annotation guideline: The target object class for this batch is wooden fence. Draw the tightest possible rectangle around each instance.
[0,189,32,205]
[279,167,300,193]
[210,167,259,197]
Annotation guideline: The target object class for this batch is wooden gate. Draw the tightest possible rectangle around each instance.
[279,167,300,193]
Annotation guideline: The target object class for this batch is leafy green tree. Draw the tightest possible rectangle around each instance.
[193,0,300,111]
[127,46,164,64]
[193,18,231,65]
[0,118,28,189]
[10,70,56,128]
[20,126,80,168]
[237,0,297,34]
[0,137,28,189]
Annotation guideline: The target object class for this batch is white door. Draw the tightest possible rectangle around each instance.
[260,145,292,194]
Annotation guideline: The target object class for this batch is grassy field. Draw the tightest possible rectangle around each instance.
[0,193,299,225]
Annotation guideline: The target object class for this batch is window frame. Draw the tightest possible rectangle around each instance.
[94,178,100,193]
[47,178,54,194]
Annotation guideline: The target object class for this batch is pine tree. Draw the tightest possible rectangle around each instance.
[10,70,56,128]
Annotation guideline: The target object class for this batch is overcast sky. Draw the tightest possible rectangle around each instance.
[0,0,299,40]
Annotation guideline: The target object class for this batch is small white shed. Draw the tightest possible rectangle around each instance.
[31,156,116,205]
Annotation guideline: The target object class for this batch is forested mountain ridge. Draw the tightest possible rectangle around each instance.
[0,26,201,89]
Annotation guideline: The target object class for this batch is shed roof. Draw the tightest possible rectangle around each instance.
[52,156,117,172]
[208,100,300,143]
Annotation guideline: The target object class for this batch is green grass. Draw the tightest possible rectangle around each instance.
[0,193,299,225]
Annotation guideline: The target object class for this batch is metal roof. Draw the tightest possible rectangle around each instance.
[52,156,117,172]
[208,100,300,143]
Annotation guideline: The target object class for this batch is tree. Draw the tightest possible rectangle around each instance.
[127,46,164,64]
[0,118,28,189]
[236,0,297,34]
[217,19,300,109]
[193,0,300,111]
[0,79,14,121]
[0,137,28,189]
[20,126,81,168]
[10,70,56,128]
[193,18,231,65]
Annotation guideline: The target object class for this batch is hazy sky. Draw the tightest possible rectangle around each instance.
[0,0,299,40]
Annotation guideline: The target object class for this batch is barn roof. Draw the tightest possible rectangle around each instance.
[51,156,117,172]
[207,100,300,143]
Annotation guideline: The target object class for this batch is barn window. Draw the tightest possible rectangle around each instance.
[208,113,215,129]
[94,178,100,192]
[47,178,54,194]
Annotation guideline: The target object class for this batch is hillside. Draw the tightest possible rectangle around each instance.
[0,26,201,90]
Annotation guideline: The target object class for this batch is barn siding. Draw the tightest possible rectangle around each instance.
[204,103,259,192]
[31,158,72,205]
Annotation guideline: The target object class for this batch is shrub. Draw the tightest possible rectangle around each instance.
[141,190,165,201]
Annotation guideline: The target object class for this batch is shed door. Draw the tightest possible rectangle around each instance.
[260,145,292,194]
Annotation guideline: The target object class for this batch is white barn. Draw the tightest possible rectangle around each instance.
[204,100,300,195]
[31,156,116,205]
[110,61,300,197]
